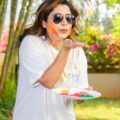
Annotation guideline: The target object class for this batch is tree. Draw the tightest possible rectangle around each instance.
[0,0,34,97]
[102,0,120,7]
[0,0,8,39]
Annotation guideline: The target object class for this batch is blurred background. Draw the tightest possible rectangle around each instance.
[0,0,120,120]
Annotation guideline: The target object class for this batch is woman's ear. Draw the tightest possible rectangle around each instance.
[42,20,47,28]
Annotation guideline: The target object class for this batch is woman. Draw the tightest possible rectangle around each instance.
[13,0,90,120]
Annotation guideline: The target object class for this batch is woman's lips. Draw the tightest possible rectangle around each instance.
[59,29,68,33]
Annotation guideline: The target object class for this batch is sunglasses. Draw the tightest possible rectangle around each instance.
[48,13,75,24]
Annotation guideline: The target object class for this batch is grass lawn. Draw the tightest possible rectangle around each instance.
[0,82,120,120]
[74,98,120,120]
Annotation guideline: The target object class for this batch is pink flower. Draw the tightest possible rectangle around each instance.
[0,29,9,53]
[107,45,117,56]
[91,43,100,52]
[0,44,6,53]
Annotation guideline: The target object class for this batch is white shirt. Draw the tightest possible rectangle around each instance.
[13,35,89,120]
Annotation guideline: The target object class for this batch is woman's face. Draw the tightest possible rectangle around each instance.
[43,4,74,40]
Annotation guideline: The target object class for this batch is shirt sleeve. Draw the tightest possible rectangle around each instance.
[77,48,89,88]
[19,35,49,87]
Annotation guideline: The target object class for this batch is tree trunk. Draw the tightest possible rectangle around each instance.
[6,0,28,84]
[0,0,34,96]
[0,0,3,6]
[8,0,34,84]
[0,0,8,39]
[0,0,17,96]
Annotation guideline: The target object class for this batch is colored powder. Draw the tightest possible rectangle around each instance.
[49,23,58,36]
[80,94,93,98]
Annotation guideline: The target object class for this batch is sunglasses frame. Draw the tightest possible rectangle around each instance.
[48,13,75,24]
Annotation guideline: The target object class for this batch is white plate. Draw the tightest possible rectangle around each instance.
[52,87,101,100]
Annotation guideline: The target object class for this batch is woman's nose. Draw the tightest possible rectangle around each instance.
[61,17,68,25]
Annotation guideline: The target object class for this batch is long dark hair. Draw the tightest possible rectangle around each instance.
[19,0,79,44]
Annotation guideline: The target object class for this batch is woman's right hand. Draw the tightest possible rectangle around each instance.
[63,39,88,50]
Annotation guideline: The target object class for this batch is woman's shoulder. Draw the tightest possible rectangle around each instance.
[20,35,45,47]
[19,35,47,57]
[20,35,47,53]
[21,35,42,43]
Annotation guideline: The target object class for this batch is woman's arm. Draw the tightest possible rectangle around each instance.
[39,46,70,89]
[38,39,87,89]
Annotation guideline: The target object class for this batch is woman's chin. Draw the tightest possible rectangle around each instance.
[58,34,69,40]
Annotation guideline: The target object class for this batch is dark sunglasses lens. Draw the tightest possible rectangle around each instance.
[53,14,63,24]
[66,15,75,24]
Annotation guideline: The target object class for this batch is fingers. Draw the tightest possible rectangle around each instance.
[64,39,88,49]
[75,100,85,104]
[74,42,88,48]
[88,85,93,90]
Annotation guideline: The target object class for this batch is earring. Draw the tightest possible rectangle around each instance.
[42,25,46,28]
[42,21,46,28]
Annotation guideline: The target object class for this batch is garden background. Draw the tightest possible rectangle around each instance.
[0,0,120,120]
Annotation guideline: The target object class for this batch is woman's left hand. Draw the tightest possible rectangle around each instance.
[75,85,93,104]
[75,100,85,104]
[88,85,93,90]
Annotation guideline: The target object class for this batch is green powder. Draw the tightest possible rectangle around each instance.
[80,94,93,98]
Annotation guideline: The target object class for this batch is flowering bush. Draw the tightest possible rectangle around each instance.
[0,29,8,53]
[78,26,120,73]
[0,26,120,73]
